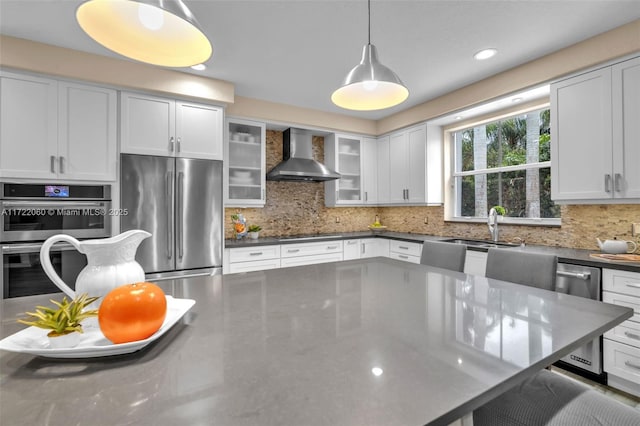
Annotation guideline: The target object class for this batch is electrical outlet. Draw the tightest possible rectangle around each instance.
[632,223,640,237]
[335,216,340,223]
[424,217,429,224]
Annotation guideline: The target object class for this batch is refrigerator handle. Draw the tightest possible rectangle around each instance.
[177,171,185,260]
[166,171,174,261]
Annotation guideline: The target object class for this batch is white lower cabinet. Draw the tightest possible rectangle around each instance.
[363,238,389,258]
[463,250,488,276]
[388,240,422,264]
[603,268,640,397]
[343,239,361,260]
[343,238,390,260]
[225,245,280,274]
[280,241,343,268]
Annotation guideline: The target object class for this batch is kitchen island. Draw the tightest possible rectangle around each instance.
[0,258,633,426]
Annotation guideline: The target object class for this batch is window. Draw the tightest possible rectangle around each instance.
[449,107,560,223]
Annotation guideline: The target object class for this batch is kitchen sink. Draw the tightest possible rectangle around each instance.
[440,238,519,249]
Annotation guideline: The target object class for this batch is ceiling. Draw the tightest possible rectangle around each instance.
[1,1,639,120]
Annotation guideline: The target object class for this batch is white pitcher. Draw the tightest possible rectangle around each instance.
[40,230,151,302]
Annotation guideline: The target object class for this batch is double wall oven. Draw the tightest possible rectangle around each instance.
[1,183,111,298]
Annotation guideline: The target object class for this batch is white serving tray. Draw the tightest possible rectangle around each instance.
[0,296,195,359]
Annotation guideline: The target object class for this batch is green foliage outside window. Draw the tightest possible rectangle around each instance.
[456,108,559,219]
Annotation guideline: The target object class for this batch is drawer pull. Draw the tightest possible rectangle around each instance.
[624,331,640,341]
[327,245,338,250]
[249,252,263,256]
[624,360,640,370]
[287,249,300,253]
[398,246,409,250]
[347,241,357,245]
[625,283,640,289]
[399,255,409,259]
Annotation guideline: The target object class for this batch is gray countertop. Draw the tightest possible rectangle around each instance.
[226,231,640,272]
[0,259,632,426]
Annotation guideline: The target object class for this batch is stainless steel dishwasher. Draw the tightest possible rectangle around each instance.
[555,263,603,378]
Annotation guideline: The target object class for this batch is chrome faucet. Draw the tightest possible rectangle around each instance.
[488,207,499,242]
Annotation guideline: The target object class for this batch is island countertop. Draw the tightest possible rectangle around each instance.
[0,258,632,426]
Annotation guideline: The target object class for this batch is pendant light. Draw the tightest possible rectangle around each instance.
[76,0,212,68]
[331,0,408,111]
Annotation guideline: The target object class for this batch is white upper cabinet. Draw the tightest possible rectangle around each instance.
[0,71,117,181]
[377,135,391,203]
[325,133,364,206]
[177,101,223,160]
[225,117,266,207]
[612,57,640,199]
[387,123,428,204]
[121,92,223,160]
[58,82,117,181]
[362,137,378,205]
[551,56,640,202]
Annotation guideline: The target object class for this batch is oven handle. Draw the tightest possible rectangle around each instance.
[2,242,77,254]
[1,201,106,208]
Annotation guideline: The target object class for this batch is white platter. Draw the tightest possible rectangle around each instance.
[0,296,195,359]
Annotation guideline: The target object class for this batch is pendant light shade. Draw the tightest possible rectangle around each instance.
[331,44,409,111]
[76,0,212,68]
[331,0,408,111]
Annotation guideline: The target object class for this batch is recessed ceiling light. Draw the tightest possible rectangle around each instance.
[191,64,207,71]
[473,48,497,61]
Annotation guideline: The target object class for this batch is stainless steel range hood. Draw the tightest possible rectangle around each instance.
[266,128,340,182]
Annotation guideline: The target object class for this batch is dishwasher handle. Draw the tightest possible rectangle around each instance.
[557,270,591,280]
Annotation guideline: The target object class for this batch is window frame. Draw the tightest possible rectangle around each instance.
[443,101,561,226]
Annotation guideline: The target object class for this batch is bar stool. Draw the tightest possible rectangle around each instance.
[474,369,640,425]
[419,240,467,272]
[485,248,557,291]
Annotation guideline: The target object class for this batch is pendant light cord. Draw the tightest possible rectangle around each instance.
[367,0,371,45]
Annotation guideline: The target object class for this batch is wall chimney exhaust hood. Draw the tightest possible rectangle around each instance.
[266,128,340,182]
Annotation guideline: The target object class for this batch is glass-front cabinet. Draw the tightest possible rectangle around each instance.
[224,118,266,207]
[324,133,364,206]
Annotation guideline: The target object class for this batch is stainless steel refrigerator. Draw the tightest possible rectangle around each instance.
[120,154,223,279]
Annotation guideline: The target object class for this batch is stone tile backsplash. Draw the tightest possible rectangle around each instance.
[225,131,639,252]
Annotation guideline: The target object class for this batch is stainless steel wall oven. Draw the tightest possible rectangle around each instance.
[1,183,111,298]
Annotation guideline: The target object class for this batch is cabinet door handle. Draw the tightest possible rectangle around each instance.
[287,249,300,253]
[398,246,409,250]
[327,245,338,250]
[50,156,56,173]
[624,360,640,370]
[347,241,357,245]
[364,191,368,202]
[59,156,65,174]
[177,137,182,153]
[624,331,640,341]
[614,173,622,192]
[406,189,409,200]
[625,283,640,289]
[249,252,263,256]
[604,174,612,192]
[399,254,409,259]
[361,243,365,254]
[170,136,175,152]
